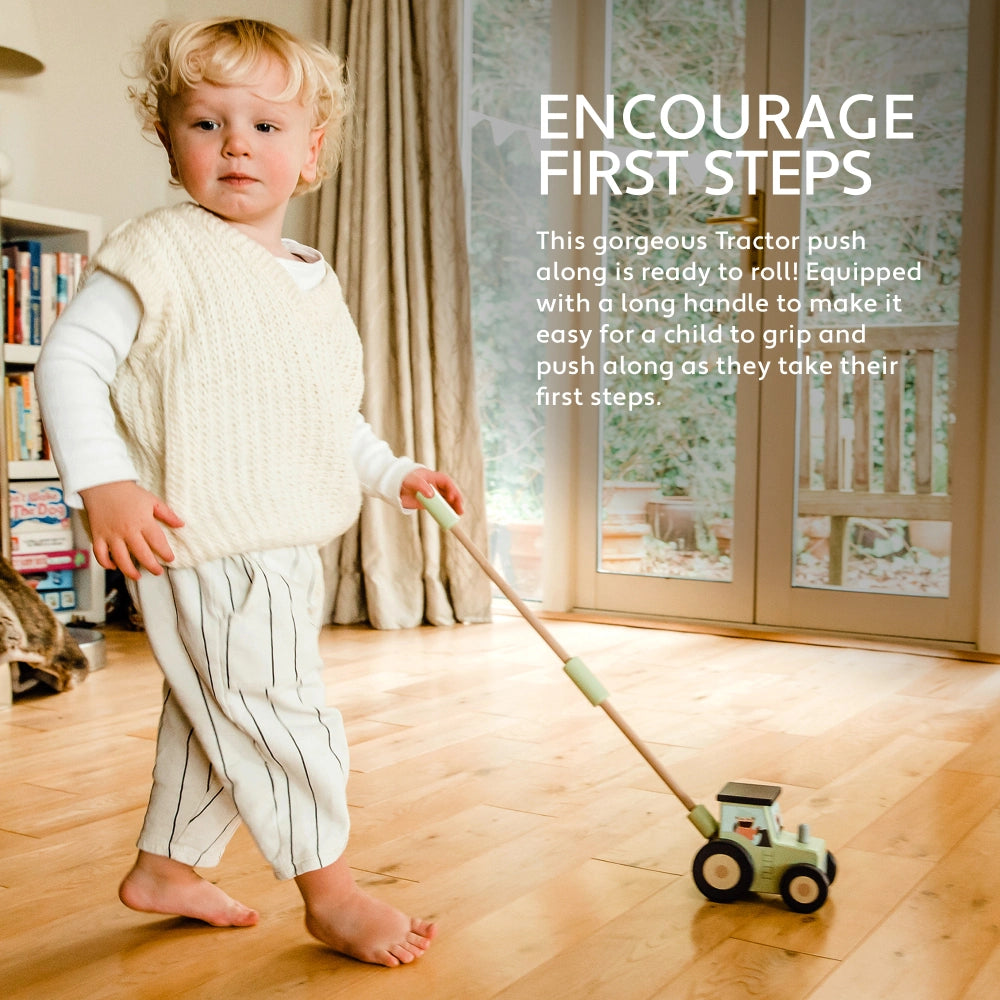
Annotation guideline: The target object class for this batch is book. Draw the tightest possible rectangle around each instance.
[1,252,11,343]
[11,549,89,573]
[21,568,74,590]
[7,247,26,343]
[55,251,71,316]
[40,251,57,341]
[9,480,73,555]
[6,374,24,460]
[2,240,43,344]
[21,568,76,612]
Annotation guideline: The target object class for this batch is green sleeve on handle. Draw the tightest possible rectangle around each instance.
[563,656,609,706]
[417,491,460,531]
[687,803,720,840]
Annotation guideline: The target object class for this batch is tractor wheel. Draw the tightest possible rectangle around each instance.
[825,850,838,886]
[779,864,829,913]
[692,839,754,904]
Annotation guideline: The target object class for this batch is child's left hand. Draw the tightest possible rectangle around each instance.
[400,468,465,515]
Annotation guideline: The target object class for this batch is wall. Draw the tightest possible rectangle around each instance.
[0,0,327,241]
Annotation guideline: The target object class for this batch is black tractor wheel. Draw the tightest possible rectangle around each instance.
[779,864,829,913]
[692,839,754,904]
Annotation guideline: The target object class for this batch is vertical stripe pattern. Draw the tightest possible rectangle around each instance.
[129,546,350,880]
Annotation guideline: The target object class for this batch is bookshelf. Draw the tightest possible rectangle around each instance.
[0,198,105,631]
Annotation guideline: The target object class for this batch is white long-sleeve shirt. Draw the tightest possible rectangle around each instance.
[36,238,418,512]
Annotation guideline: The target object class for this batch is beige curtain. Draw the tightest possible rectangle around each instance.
[316,0,491,629]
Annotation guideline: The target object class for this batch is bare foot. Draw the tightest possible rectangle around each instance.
[119,851,259,927]
[296,858,437,967]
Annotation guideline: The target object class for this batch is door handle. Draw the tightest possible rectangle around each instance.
[706,194,763,268]
[705,213,759,226]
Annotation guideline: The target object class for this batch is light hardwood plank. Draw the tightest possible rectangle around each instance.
[847,770,1000,860]
[733,847,933,961]
[805,805,1000,1000]
[492,878,749,1000]
[392,859,674,1000]
[786,733,973,849]
[947,715,1000,776]
[958,941,1000,999]
[647,937,836,999]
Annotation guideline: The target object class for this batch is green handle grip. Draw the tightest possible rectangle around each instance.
[417,490,461,531]
[688,803,720,840]
[563,656,609,706]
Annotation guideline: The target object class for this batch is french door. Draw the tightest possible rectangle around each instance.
[546,0,996,646]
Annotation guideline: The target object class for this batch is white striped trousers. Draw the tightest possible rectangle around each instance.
[128,546,350,880]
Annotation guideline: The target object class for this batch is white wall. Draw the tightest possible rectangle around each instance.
[1,0,327,240]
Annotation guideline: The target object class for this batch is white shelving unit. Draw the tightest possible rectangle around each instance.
[1,199,105,635]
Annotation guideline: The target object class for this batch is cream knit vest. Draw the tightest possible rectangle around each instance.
[91,203,364,568]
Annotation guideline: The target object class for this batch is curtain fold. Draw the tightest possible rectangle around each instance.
[317,0,491,628]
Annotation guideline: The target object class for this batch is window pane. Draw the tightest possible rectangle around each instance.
[600,0,746,581]
[794,0,967,597]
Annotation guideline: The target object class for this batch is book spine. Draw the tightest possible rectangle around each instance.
[4,375,15,462]
[40,251,57,341]
[55,251,70,316]
[12,549,90,573]
[1,253,9,344]
[14,250,27,343]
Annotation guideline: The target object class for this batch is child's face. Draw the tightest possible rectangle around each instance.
[156,54,324,250]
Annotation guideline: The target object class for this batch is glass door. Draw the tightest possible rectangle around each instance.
[559,0,987,643]
[755,0,984,641]
[567,0,768,623]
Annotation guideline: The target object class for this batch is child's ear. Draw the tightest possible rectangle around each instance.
[155,121,180,181]
[300,127,325,185]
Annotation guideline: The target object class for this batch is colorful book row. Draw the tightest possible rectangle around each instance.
[5,370,47,462]
[1,239,87,346]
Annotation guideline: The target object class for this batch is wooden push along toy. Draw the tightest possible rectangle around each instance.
[419,492,837,913]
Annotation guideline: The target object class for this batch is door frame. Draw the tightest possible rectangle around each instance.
[754,0,993,644]
[542,0,1000,653]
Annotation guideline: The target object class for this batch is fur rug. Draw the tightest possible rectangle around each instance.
[0,557,89,693]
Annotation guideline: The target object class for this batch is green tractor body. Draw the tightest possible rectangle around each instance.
[691,781,836,913]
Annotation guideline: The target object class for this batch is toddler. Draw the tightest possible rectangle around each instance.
[36,16,461,967]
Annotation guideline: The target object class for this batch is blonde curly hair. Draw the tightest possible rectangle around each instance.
[128,17,352,195]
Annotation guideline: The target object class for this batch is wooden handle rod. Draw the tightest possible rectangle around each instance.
[448,523,697,813]
[599,700,697,811]
[450,523,572,663]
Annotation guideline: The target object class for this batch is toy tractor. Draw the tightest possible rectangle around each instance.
[417,493,838,915]
[690,781,836,913]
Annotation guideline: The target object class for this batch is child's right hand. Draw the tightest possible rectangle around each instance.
[79,481,185,580]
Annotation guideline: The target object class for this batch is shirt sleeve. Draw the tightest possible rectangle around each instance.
[35,271,142,507]
[351,414,421,511]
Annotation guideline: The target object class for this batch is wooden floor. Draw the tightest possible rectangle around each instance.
[3,615,1000,999]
